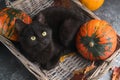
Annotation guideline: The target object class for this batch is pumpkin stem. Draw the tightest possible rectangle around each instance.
[89,42,94,47]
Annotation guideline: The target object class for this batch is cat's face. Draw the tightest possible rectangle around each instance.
[15,13,62,70]
[15,20,52,53]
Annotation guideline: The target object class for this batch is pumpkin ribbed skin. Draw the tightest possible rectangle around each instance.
[79,0,104,11]
[76,19,117,61]
[0,8,32,41]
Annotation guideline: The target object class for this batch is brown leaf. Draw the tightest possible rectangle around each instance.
[71,61,96,80]
[112,67,120,80]
[54,0,62,6]
[83,61,96,74]
[54,0,71,8]
[71,73,86,80]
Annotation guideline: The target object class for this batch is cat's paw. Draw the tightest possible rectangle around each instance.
[41,57,60,70]
[41,62,58,70]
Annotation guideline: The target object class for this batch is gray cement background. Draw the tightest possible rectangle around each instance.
[94,0,120,80]
[0,44,37,80]
[0,0,119,80]
[94,0,120,35]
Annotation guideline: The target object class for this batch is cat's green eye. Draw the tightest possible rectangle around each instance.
[30,36,36,41]
[42,31,47,37]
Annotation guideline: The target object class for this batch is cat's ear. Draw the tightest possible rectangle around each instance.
[38,13,45,24]
[15,19,26,33]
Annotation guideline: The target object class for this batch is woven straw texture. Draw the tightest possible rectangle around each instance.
[7,0,54,17]
[5,0,92,80]
[0,0,119,80]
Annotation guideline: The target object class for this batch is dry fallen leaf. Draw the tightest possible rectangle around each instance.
[54,0,71,8]
[112,67,120,80]
[83,61,96,74]
[71,61,96,80]
[71,73,86,80]
[60,53,75,62]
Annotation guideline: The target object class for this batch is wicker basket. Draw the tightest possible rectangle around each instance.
[0,0,120,80]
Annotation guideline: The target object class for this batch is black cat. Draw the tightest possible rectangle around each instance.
[15,6,85,70]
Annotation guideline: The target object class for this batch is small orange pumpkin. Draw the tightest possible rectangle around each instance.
[0,8,32,41]
[76,19,117,61]
[79,0,104,11]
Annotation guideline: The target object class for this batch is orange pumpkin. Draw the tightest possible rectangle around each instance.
[76,19,117,61]
[0,8,32,41]
[79,0,104,11]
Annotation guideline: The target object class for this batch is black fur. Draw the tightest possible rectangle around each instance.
[15,7,84,70]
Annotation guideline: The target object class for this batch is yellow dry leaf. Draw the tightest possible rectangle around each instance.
[60,53,75,62]
[83,61,96,74]
[73,68,85,75]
